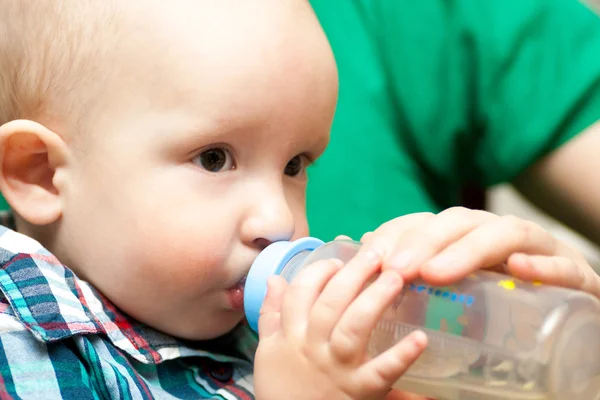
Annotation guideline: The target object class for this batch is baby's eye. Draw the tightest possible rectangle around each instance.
[284,155,306,177]
[192,147,235,172]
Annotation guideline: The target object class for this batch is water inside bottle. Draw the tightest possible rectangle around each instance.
[371,320,548,400]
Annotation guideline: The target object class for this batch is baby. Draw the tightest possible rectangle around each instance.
[0,0,337,397]
[0,1,597,400]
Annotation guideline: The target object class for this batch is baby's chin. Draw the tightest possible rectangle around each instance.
[152,310,245,342]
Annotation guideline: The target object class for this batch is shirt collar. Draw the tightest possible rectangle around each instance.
[0,218,256,365]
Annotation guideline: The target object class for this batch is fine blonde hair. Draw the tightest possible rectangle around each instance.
[0,1,121,136]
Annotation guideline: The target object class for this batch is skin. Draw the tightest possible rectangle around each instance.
[515,121,600,247]
[1,2,600,400]
[0,0,338,340]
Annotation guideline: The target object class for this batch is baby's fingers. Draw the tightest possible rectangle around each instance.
[355,331,427,398]
[306,248,381,344]
[506,253,600,298]
[419,216,557,285]
[281,258,343,338]
[330,270,405,363]
[258,276,288,339]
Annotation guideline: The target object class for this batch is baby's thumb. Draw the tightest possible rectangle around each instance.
[258,276,287,339]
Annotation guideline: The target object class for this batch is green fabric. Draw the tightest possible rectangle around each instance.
[307,0,600,241]
[1,0,600,245]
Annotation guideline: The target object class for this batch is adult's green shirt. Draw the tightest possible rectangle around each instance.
[307,0,600,241]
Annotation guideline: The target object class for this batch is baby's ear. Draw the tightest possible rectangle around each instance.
[0,120,70,225]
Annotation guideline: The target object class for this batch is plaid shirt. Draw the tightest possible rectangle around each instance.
[0,220,257,399]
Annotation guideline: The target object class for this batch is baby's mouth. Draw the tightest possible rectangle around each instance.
[225,276,247,311]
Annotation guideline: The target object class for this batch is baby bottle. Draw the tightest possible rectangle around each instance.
[244,237,600,400]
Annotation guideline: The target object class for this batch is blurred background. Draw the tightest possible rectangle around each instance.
[485,0,600,273]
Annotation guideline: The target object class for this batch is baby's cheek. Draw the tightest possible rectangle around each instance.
[111,206,234,305]
[139,230,229,292]
[103,243,224,326]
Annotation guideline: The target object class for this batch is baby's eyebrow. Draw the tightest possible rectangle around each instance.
[178,124,258,143]
[172,110,271,139]
[158,109,329,158]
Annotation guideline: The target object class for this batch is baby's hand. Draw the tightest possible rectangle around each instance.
[253,249,427,400]
[359,207,600,297]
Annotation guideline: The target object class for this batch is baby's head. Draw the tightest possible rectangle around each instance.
[0,0,337,340]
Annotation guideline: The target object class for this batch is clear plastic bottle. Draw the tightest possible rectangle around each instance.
[244,237,600,400]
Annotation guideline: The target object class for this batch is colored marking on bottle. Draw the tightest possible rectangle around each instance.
[498,279,516,290]
[408,283,475,307]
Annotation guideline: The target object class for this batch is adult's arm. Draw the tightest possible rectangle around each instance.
[515,121,600,246]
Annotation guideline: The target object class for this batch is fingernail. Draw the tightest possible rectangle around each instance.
[359,246,382,263]
[426,255,451,272]
[266,276,278,292]
[411,330,428,348]
[380,270,403,287]
[388,251,414,270]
